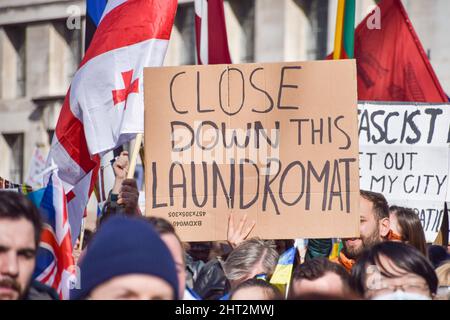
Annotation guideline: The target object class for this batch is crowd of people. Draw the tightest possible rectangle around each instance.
[0,152,449,300]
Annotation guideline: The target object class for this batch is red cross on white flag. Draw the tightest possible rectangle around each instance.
[112,70,140,109]
[45,0,177,245]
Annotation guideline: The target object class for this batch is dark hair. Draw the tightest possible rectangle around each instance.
[97,200,120,227]
[146,216,185,263]
[146,216,176,235]
[360,190,389,221]
[230,278,283,300]
[427,245,450,269]
[0,191,42,247]
[186,242,212,263]
[292,257,350,285]
[80,229,94,250]
[389,206,427,257]
[351,241,438,296]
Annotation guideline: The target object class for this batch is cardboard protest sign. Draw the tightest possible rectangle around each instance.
[358,102,450,243]
[144,60,360,241]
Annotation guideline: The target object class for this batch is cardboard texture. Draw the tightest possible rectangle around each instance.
[144,60,360,241]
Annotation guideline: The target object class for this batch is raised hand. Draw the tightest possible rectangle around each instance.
[112,151,129,194]
[227,212,256,249]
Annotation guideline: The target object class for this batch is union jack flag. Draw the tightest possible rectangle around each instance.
[33,173,75,300]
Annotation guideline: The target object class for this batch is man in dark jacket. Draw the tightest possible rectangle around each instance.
[194,257,230,300]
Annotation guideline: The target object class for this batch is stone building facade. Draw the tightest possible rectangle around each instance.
[0,0,449,187]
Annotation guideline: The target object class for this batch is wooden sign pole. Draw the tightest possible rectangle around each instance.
[127,133,143,179]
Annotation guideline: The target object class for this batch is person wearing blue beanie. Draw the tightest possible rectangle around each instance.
[71,215,179,300]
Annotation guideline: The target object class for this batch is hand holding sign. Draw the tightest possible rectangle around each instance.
[112,151,129,194]
[227,213,256,249]
[117,179,140,215]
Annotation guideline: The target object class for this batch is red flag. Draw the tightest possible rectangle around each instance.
[355,0,447,102]
[194,0,232,64]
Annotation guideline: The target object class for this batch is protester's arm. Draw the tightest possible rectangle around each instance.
[117,178,141,215]
[304,238,333,261]
[105,151,141,216]
[227,213,256,249]
[112,151,129,194]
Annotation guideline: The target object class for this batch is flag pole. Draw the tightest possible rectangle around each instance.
[285,280,291,300]
[127,133,143,179]
[139,142,145,173]
[333,0,346,60]
[78,217,86,252]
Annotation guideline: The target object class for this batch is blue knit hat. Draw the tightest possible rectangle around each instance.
[71,215,179,299]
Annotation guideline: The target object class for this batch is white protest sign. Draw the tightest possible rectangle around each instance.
[358,102,450,243]
[25,146,47,189]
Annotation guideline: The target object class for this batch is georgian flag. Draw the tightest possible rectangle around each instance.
[46,0,177,242]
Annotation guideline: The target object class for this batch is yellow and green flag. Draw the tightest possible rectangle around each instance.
[333,0,356,59]
[329,239,343,260]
